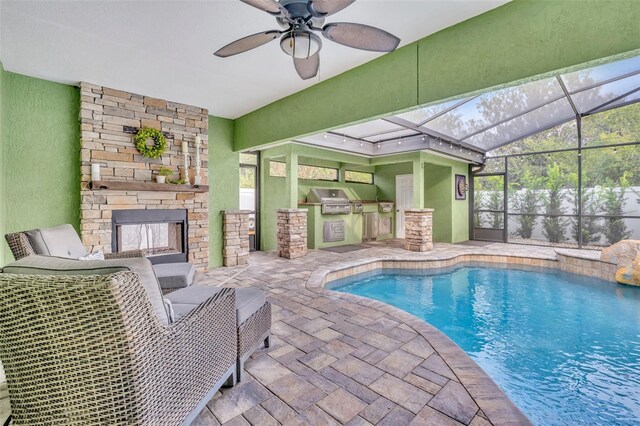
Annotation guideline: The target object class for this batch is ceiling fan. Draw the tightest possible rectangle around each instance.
[214,0,401,80]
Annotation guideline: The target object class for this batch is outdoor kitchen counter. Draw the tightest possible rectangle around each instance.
[299,203,394,249]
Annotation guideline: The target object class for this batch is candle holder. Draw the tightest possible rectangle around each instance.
[194,135,202,185]
[91,163,101,182]
[182,141,190,184]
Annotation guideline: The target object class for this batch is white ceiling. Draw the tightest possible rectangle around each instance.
[0,0,508,119]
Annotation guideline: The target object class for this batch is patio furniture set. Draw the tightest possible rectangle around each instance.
[0,224,271,425]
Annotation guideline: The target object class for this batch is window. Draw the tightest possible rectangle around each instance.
[240,152,258,165]
[269,161,286,177]
[298,165,338,181]
[345,170,374,184]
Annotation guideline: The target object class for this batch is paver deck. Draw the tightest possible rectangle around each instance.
[0,241,603,425]
[191,240,594,425]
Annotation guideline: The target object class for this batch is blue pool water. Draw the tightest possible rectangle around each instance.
[331,267,640,425]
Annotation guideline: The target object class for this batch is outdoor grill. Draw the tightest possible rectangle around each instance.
[307,188,351,215]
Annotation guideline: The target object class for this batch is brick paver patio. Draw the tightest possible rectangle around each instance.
[191,240,588,425]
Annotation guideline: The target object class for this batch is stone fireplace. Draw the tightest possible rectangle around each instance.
[79,83,209,271]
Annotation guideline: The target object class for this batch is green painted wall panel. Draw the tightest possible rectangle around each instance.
[235,1,640,150]
[422,154,469,243]
[208,115,238,267]
[260,164,288,251]
[375,162,412,201]
[2,72,80,263]
[0,62,5,266]
[424,164,452,243]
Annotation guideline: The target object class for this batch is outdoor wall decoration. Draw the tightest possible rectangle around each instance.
[456,174,468,200]
[135,127,167,159]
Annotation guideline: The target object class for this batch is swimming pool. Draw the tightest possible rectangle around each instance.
[330,266,640,425]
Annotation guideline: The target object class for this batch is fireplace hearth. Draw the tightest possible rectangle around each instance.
[112,209,187,264]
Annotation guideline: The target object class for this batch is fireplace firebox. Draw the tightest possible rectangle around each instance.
[112,209,188,264]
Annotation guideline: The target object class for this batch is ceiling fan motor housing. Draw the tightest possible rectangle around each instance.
[277,0,325,28]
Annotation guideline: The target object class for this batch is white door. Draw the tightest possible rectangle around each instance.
[395,174,414,239]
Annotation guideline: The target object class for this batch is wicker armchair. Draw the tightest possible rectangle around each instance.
[5,226,144,261]
[0,272,237,425]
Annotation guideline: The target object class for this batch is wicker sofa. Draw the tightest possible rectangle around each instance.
[0,262,237,425]
[5,224,144,261]
[2,226,272,420]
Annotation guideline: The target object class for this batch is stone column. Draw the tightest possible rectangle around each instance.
[222,210,251,266]
[277,209,307,259]
[404,209,434,252]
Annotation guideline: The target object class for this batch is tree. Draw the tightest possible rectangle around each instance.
[541,163,567,243]
[600,175,632,245]
[488,191,504,229]
[511,171,543,239]
[566,173,601,245]
[483,176,504,229]
[473,191,485,228]
[240,167,255,188]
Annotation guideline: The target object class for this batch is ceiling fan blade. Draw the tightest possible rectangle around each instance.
[240,0,286,15]
[308,0,355,16]
[294,53,320,80]
[323,23,400,52]
[214,31,280,57]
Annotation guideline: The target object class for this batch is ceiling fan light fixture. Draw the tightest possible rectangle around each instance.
[280,31,322,59]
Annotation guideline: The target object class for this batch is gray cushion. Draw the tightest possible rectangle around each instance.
[165,287,222,322]
[153,262,196,289]
[166,286,266,325]
[235,288,266,325]
[165,286,223,305]
[1,255,169,326]
[25,224,88,259]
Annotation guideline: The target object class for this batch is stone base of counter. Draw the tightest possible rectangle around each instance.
[404,209,434,252]
[277,209,308,259]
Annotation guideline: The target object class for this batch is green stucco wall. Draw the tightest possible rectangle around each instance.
[208,116,238,267]
[422,154,469,243]
[260,162,288,251]
[0,62,5,266]
[234,0,640,150]
[2,71,80,263]
[424,164,452,243]
[374,162,413,201]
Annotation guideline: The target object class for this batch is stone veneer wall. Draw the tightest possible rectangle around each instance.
[277,209,307,259]
[404,209,434,252]
[79,83,209,271]
[222,211,250,266]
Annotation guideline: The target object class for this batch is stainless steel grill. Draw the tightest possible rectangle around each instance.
[307,188,351,215]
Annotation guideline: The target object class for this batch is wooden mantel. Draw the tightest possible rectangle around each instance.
[89,181,209,193]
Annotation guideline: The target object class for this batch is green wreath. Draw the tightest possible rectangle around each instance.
[134,127,167,159]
